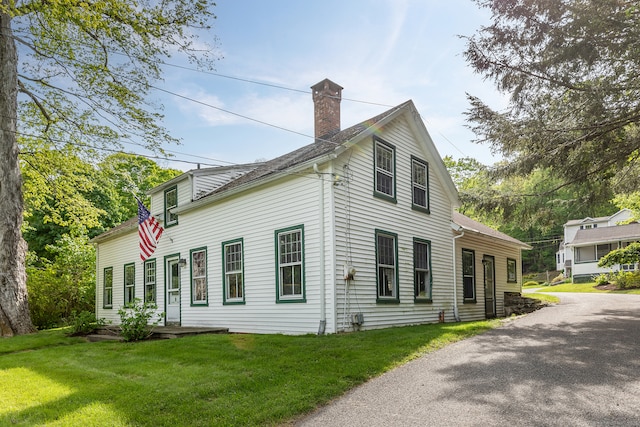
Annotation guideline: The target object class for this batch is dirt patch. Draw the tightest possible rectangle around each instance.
[594,283,620,291]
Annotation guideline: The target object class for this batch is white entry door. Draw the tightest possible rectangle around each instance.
[166,258,181,325]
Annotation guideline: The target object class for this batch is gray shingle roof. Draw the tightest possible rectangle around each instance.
[569,223,640,246]
[201,101,412,198]
[453,212,531,249]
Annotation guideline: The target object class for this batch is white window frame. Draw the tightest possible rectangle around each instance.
[276,226,305,302]
[374,138,396,201]
[103,267,113,308]
[124,263,135,306]
[507,258,517,283]
[223,239,244,304]
[414,238,432,301]
[376,230,398,301]
[190,247,208,305]
[144,259,156,304]
[164,186,178,227]
[411,157,429,212]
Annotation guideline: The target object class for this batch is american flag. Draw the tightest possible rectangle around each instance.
[137,198,164,261]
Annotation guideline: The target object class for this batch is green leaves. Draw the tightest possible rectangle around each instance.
[465,0,640,194]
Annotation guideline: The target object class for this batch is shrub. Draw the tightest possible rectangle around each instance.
[523,281,540,287]
[593,273,610,286]
[68,310,105,335]
[612,270,640,290]
[551,273,564,283]
[118,299,162,342]
[26,235,96,329]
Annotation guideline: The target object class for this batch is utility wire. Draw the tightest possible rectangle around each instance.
[8,26,470,158]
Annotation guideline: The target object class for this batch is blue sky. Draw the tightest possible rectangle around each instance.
[153,0,506,171]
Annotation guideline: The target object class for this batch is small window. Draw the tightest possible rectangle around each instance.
[103,267,113,308]
[507,258,517,283]
[191,248,207,305]
[462,249,476,301]
[276,226,305,302]
[374,138,396,201]
[376,230,398,301]
[144,259,156,303]
[124,263,135,305]
[223,239,245,304]
[411,157,429,212]
[576,245,596,262]
[164,186,178,227]
[596,244,612,260]
[414,239,432,301]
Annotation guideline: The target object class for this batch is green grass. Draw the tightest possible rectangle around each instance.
[536,281,640,294]
[525,293,561,304]
[0,320,500,426]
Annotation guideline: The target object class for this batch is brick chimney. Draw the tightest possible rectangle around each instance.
[311,79,343,140]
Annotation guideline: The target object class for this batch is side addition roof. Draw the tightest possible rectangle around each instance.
[453,212,532,250]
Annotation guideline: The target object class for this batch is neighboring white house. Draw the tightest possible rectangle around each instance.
[93,79,530,334]
[556,209,638,281]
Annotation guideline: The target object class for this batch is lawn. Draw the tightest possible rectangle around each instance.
[536,282,640,294]
[0,320,500,426]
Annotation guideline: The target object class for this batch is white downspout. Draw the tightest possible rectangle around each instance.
[452,222,464,322]
[314,164,326,335]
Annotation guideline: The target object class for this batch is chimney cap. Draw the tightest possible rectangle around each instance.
[311,78,343,95]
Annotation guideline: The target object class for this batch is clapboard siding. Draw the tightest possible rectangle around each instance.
[330,117,456,331]
[454,232,523,321]
[95,100,528,335]
[98,167,336,335]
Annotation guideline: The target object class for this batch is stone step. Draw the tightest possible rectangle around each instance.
[86,334,124,342]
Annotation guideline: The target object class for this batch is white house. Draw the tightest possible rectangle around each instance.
[93,79,530,334]
[556,209,639,282]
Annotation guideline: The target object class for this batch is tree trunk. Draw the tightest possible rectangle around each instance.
[0,9,35,336]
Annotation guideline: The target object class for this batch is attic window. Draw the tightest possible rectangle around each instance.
[411,157,429,213]
[374,137,396,202]
[164,186,178,227]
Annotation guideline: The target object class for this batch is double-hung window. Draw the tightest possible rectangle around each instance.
[103,267,113,308]
[276,226,305,302]
[144,259,156,303]
[411,157,429,212]
[374,138,396,201]
[507,258,517,283]
[191,248,207,305]
[223,239,244,304]
[414,239,432,301]
[376,230,398,301]
[462,249,476,301]
[124,263,135,305]
[164,186,178,227]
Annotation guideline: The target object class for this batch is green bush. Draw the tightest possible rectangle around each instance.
[593,273,611,286]
[118,299,162,342]
[523,281,540,287]
[612,270,640,289]
[26,235,96,329]
[68,310,105,335]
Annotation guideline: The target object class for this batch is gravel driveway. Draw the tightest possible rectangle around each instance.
[297,293,640,426]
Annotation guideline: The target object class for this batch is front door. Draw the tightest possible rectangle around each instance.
[483,255,496,318]
[166,258,181,325]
